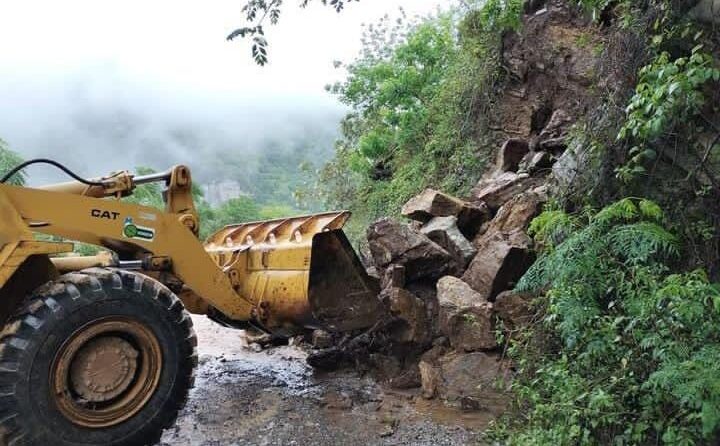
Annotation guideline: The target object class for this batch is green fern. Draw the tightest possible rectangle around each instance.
[503,199,720,445]
[607,222,679,265]
[594,197,638,225]
[638,199,664,222]
[528,209,580,251]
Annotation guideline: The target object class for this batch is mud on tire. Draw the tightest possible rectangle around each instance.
[0,268,197,446]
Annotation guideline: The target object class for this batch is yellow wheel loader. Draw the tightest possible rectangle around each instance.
[0,160,381,446]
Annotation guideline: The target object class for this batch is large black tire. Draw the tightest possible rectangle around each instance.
[0,268,197,446]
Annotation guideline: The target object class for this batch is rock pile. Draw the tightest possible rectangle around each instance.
[306,114,566,414]
[360,169,546,411]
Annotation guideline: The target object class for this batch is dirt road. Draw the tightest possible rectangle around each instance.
[158,316,489,446]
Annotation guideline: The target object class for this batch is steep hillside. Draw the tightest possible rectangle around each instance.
[311,1,720,444]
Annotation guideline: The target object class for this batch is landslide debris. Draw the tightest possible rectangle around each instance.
[306,0,614,419]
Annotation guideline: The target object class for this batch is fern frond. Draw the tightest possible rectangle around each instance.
[528,209,580,251]
[594,198,638,225]
[638,199,664,222]
[606,222,679,265]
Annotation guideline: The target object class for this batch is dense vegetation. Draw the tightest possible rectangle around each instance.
[468,1,720,444]
[497,199,720,444]
[310,6,506,238]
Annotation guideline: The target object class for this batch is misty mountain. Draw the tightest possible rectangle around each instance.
[0,77,343,208]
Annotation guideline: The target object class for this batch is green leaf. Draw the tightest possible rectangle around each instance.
[668,82,681,95]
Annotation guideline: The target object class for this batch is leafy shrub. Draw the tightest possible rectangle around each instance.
[477,0,524,31]
[500,199,720,445]
[0,139,26,186]
[316,5,508,238]
[616,45,720,183]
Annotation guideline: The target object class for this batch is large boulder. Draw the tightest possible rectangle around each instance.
[494,290,536,332]
[402,189,490,238]
[420,350,512,412]
[401,188,466,222]
[496,138,530,172]
[470,172,545,210]
[436,276,496,352]
[381,287,431,345]
[421,216,477,269]
[479,187,547,237]
[462,231,534,301]
[456,201,491,239]
[367,218,456,282]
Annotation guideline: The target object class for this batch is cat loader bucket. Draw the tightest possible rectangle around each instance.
[204,211,383,334]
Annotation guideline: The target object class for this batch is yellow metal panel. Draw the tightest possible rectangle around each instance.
[0,184,253,320]
[0,188,32,245]
[0,240,72,289]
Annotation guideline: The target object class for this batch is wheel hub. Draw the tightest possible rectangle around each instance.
[51,317,163,428]
[70,337,139,403]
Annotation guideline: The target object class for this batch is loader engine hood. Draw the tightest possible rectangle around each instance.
[204,211,382,334]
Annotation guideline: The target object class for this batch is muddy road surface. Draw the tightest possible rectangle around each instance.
[158,316,490,446]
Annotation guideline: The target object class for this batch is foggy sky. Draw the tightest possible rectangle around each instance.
[0,1,444,184]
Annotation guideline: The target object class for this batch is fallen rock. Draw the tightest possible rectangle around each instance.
[470,172,545,210]
[311,329,334,349]
[436,276,496,352]
[496,138,530,172]
[381,264,407,289]
[462,231,534,301]
[406,280,440,337]
[456,201,491,239]
[307,347,349,370]
[552,146,583,190]
[402,188,490,238]
[480,188,546,237]
[539,137,567,153]
[367,218,456,281]
[368,353,402,382]
[518,151,553,174]
[389,365,422,389]
[421,216,477,269]
[401,188,466,222]
[382,287,431,345]
[539,109,572,140]
[420,351,512,412]
[494,290,536,331]
[419,345,449,399]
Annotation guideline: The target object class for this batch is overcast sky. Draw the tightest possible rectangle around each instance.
[0,0,445,183]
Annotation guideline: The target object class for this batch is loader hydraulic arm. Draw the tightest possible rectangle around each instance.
[37,165,201,235]
[0,165,253,320]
